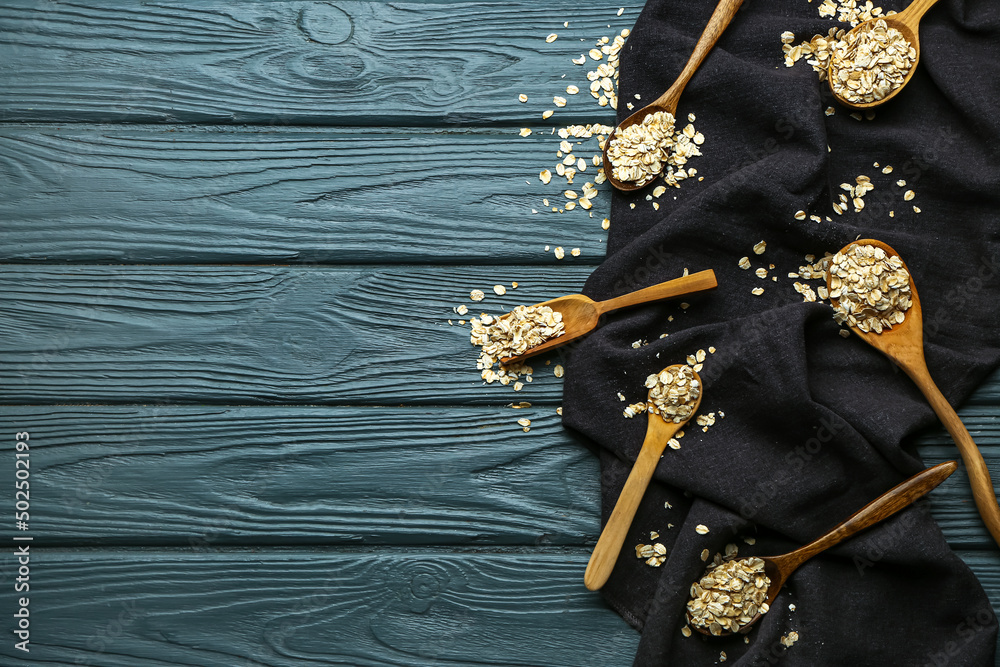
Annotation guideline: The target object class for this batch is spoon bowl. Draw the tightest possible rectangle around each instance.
[499,269,717,365]
[828,0,940,110]
[602,0,744,191]
[827,239,1000,548]
[690,460,957,636]
[584,365,703,591]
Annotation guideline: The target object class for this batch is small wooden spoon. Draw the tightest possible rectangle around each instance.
[828,0,941,110]
[584,366,703,591]
[499,269,717,365]
[602,0,744,192]
[828,239,1000,548]
[690,460,957,636]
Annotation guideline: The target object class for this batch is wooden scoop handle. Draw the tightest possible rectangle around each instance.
[595,270,717,315]
[653,0,744,109]
[906,367,1000,547]
[584,423,678,591]
[897,0,940,27]
[781,461,957,570]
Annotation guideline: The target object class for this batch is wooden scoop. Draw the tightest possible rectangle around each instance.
[828,239,1000,548]
[691,460,957,636]
[602,0,744,192]
[828,0,941,110]
[499,269,717,365]
[584,366,703,591]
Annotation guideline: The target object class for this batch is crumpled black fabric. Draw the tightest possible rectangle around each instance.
[561,0,1000,664]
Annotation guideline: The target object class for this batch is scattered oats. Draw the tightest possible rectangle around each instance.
[517,418,531,427]
[511,282,518,289]
[542,110,554,119]
[566,85,580,95]
[493,284,507,296]
[668,438,681,450]
[602,217,611,230]
[743,536,756,545]
[455,304,469,316]
[780,631,800,648]
[681,626,692,638]
[563,21,568,27]
[755,267,768,279]
[571,247,581,257]
[882,165,893,174]
[653,185,667,198]
[850,112,863,121]
[904,189,915,201]
[617,7,625,16]
[554,246,565,259]
[556,406,563,415]
[701,548,710,561]
[708,347,716,354]
[839,328,851,338]
[470,289,485,302]
[829,243,912,333]
[553,95,567,108]
[696,349,706,363]
[751,287,765,296]
[553,364,565,378]
[589,48,603,60]
[753,241,766,255]
[825,106,836,116]
[720,651,727,662]
[518,93,528,103]
[572,54,586,65]
[913,205,921,213]
[680,302,690,310]
[789,603,796,611]
[896,179,907,187]
[617,392,626,402]
[686,557,771,635]
[519,128,532,137]
[695,524,709,535]
[650,531,659,540]
[546,33,558,43]
[738,256,752,270]
[513,381,524,391]
[539,169,552,184]
[794,210,807,220]
[781,30,796,43]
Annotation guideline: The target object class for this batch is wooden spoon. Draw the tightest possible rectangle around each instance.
[584,366,703,591]
[602,0,744,192]
[828,0,941,110]
[499,269,717,365]
[690,460,957,636]
[827,239,1000,548]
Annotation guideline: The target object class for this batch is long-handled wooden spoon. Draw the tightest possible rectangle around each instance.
[691,460,957,636]
[828,0,941,109]
[584,366,703,591]
[602,0,744,192]
[499,269,717,365]
[828,239,1000,548]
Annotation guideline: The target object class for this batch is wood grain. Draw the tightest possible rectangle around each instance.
[0,548,640,666]
[0,265,597,405]
[0,126,613,263]
[0,0,641,125]
[0,406,599,547]
[1,405,999,549]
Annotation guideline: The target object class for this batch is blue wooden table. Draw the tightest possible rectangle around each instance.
[1,1,999,664]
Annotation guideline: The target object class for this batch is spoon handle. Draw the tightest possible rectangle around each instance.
[584,429,671,591]
[907,369,1000,547]
[654,0,744,108]
[899,0,941,24]
[595,270,717,316]
[782,461,957,569]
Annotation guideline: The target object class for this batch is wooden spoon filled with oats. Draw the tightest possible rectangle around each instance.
[601,0,744,191]
[827,0,940,109]
[686,461,957,636]
[497,269,717,366]
[584,364,703,591]
[828,239,1000,548]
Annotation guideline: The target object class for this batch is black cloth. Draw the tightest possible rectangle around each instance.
[562,0,1000,664]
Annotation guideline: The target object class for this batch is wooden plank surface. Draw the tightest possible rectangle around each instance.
[0,547,996,666]
[0,0,642,125]
[0,406,599,547]
[0,126,612,264]
[0,265,593,405]
[0,405,998,549]
[0,548,640,667]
